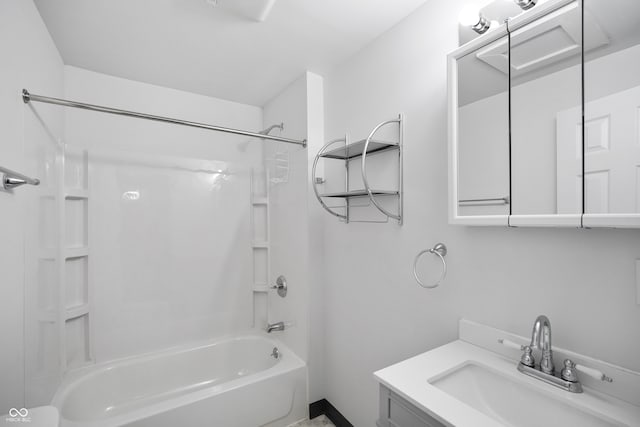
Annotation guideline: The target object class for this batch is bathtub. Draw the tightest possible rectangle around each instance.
[52,334,308,427]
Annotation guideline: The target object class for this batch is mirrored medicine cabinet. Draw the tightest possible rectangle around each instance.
[448,0,640,228]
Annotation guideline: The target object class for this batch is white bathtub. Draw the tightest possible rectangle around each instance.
[52,335,307,427]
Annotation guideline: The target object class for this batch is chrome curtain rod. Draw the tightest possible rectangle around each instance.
[22,89,307,147]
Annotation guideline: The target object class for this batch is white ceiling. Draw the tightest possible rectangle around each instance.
[34,0,428,106]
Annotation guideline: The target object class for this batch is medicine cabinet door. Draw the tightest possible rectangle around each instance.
[509,0,583,227]
[582,0,640,228]
[451,34,511,225]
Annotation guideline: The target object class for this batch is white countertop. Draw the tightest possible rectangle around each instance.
[374,340,640,427]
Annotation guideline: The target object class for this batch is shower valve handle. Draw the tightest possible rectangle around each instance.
[270,275,287,298]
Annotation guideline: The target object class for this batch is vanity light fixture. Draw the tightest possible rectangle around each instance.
[513,0,537,10]
[459,5,492,34]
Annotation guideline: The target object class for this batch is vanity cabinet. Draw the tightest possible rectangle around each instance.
[377,386,445,427]
[448,0,640,228]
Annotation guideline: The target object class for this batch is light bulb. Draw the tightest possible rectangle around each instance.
[514,0,537,10]
[459,5,481,27]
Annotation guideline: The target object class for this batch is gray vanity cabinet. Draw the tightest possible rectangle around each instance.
[377,386,446,427]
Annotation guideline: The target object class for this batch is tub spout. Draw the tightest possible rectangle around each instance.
[267,321,285,333]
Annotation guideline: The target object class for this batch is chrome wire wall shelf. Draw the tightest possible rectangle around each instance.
[320,189,399,198]
[320,139,399,160]
[312,114,404,224]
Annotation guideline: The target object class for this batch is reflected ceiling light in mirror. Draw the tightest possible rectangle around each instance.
[513,0,537,10]
[459,5,492,34]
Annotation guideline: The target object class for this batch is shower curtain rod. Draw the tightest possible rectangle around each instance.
[22,89,307,147]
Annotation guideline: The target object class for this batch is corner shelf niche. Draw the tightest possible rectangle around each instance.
[312,114,404,224]
[250,169,271,328]
[59,147,92,371]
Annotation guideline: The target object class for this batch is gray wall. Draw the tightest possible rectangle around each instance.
[321,0,640,425]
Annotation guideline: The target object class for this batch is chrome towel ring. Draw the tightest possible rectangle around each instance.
[413,243,447,289]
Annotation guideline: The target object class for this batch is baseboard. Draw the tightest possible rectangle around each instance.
[309,399,354,427]
[309,400,327,420]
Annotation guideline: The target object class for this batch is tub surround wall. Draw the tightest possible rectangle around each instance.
[321,0,640,425]
[0,0,65,413]
[63,66,263,165]
[62,66,264,363]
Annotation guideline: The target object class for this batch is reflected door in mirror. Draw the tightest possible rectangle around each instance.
[583,0,640,218]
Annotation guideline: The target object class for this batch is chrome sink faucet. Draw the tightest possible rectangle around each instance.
[529,315,554,374]
[516,314,582,392]
[500,315,614,393]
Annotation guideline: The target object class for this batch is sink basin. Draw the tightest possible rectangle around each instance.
[374,322,640,427]
[430,363,625,427]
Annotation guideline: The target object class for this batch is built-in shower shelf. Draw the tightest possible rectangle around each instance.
[42,146,93,373]
[319,139,399,160]
[39,247,90,260]
[64,304,89,321]
[252,197,268,205]
[64,247,89,259]
[250,168,271,328]
[319,189,399,198]
[252,285,270,293]
[65,189,89,200]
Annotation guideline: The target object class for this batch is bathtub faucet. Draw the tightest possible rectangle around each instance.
[267,321,285,333]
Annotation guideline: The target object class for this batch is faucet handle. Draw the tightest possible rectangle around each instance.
[576,361,613,383]
[270,275,287,298]
[497,339,534,367]
[561,359,613,383]
[520,346,535,368]
[561,359,579,382]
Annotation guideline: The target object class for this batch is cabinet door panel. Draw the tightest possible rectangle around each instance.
[582,0,640,227]
[454,35,510,220]
[510,0,582,218]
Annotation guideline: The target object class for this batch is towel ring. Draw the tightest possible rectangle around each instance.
[413,243,447,289]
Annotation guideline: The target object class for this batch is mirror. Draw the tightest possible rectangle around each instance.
[582,0,640,226]
[455,35,510,220]
[450,0,640,227]
[510,0,583,221]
